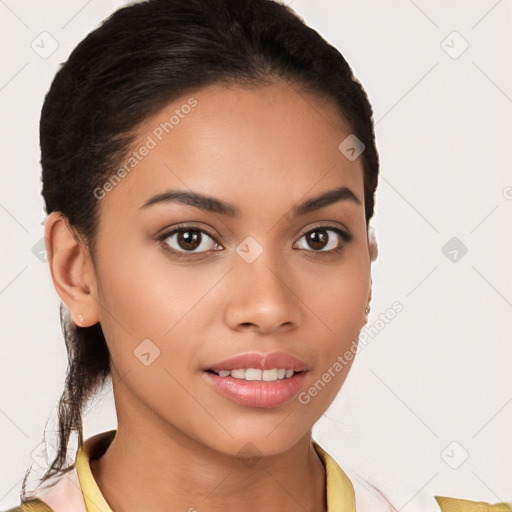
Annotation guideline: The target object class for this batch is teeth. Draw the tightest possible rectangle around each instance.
[212,368,298,381]
[245,368,262,381]
[262,369,278,381]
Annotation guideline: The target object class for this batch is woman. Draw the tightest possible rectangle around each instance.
[4,0,510,511]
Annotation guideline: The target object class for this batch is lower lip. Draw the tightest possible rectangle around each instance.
[203,371,308,408]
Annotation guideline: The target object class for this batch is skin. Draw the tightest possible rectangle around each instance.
[45,80,378,512]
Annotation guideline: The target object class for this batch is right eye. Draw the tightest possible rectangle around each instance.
[157,225,222,258]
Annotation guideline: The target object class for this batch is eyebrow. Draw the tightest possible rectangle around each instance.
[139,185,361,217]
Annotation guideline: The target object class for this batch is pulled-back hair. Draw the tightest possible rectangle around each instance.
[22,0,379,500]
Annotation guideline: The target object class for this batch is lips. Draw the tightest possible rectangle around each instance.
[203,351,310,408]
[205,351,309,373]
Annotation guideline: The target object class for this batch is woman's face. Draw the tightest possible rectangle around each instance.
[89,80,372,456]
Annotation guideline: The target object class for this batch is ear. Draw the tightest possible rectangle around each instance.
[361,226,377,329]
[368,225,378,263]
[367,226,377,307]
[44,212,100,327]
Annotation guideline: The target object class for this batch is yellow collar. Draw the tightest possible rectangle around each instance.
[75,430,116,512]
[75,430,356,512]
[312,439,356,511]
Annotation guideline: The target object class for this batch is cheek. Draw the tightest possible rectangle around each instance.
[297,271,367,413]
[306,257,369,337]
[301,256,369,393]
[94,239,222,378]
[95,236,200,335]
[93,247,209,425]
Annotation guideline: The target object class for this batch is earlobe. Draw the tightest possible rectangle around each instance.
[44,212,100,327]
[361,280,372,328]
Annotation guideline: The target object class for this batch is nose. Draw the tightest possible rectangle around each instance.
[222,249,303,335]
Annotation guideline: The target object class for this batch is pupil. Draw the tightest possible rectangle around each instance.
[178,230,200,250]
[308,230,327,250]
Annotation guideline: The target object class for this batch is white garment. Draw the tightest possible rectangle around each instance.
[345,467,443,512]
[35,468,85,512]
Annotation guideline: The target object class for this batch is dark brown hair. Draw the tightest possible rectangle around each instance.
[22,0,379,500]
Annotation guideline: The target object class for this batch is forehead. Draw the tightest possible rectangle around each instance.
[97,81,365,219]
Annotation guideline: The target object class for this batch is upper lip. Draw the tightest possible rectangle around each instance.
[206,351,309,372]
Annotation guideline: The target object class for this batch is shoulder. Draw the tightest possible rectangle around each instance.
[3,466,86,512]
[2,498,55,512]
[322,446,512,512]
[435,495,512,512]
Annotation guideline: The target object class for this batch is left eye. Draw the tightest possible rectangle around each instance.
[159,227,219,255]
[295,227,348,252]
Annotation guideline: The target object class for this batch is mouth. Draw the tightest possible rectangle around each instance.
[203,351,309,407]
[203,368,308,408]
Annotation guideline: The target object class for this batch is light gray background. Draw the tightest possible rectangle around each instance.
[1,0,511,509]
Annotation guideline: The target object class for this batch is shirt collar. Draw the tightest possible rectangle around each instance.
[75,430,116,512]
[75,430,356,512]
[312,439,356,511]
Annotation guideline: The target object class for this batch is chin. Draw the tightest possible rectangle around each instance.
[199,423,312,460]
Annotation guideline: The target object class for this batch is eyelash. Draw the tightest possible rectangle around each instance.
[156,223,352,259]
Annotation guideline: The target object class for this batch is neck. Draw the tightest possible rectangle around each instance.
[90,423,327,512]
